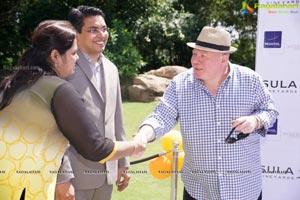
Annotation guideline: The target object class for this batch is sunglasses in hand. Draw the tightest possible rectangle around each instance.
[225,127,249,144]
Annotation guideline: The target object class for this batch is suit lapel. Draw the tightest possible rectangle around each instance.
[102,57,111,119]
[76,50,105,102]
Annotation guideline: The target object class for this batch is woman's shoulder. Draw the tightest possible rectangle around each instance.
[29,76,69,103]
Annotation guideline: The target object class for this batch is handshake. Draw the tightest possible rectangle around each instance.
[130,133,147,158]
[113,125,155,159]
[130,125,155,158]
[109,126,155,162]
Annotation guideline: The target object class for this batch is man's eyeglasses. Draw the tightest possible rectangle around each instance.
[85,26,109,34]
[225,127,249,144]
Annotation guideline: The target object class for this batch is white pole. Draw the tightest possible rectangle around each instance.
[170,141,179,200]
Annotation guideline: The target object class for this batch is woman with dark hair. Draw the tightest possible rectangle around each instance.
[0,20,144,200]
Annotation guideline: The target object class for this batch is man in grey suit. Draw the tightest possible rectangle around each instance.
[55,5,130,200]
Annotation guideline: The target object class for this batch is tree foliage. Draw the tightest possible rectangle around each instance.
[105,19,144,83]
[181,0,258,69]
[0,0,258,81]
[0,0,24,70]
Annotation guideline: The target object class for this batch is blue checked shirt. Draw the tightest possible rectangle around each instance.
[142,63,278,200]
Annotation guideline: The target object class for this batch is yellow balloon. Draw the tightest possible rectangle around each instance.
[149,155,172,179]
[161,130,183,151]
[166,151,185,171]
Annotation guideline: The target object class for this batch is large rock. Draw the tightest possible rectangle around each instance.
[128,74,170,102]
[127,85,156,102]
[148,65,188,79]
[127,65,188,102]
[133,74,170,92]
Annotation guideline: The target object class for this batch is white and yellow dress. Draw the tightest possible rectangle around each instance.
[0,76,68,199]
[0,76,116,200]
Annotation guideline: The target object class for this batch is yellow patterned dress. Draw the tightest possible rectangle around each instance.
[0,76,68,200]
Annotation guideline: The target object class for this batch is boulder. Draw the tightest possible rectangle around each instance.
[128,74,170,102]
[148,65,188,79]
[127,65,188,102]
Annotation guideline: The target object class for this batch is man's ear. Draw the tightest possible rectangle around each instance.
[75,33,82,48]
[76,33,80,40]
[222,53,229,63]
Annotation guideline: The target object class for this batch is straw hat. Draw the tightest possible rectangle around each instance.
[187,26,237,53]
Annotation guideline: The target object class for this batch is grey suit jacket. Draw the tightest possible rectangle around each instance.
[57,50,129,189]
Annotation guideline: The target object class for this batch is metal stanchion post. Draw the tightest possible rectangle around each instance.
[170,141,179,200]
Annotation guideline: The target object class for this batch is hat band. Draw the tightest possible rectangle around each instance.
[196,40,230,51]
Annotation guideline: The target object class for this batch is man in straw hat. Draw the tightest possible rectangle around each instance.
[134,26,278,199]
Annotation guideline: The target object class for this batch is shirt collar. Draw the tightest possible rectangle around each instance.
[227,62,234,79]
[78,49,103,66]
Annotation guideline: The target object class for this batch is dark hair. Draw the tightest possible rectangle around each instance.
[0,20,76,110]
[68,5,105,33]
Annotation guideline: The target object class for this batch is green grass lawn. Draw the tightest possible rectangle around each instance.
[111,101,184,200]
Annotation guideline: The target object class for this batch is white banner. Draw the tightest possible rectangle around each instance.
[256,1,300,199]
